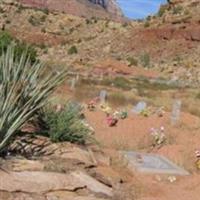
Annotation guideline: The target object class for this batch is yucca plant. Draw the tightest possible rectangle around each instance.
[0,45,66,152]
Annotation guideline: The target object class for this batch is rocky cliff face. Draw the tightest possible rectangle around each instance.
[17,0,124,21]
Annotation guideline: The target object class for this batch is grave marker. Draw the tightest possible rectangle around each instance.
[70,78,76,90]
[99,90,107,104]
[171,100,182,125]
[121,151,189,175]
[132,101,147,114]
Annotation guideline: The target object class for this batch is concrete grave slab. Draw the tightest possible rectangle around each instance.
[121,151,189,176]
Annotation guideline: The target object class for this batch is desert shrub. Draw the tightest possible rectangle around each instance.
[0,31,12,52]
[0,31,37,63]
[13,42,37,63]
[0,45,66,153]
[113,77,131,90]
[140,52,150,68]
[85,19,91,24]
[91,16,98,23]
[184,9,190,15]
[40,102,91,144]
[28,15,40,26]
[127,57,138,66]
[122,22,128,27]
[42,8,49,15]
[68,45,78,55]
[146,15,151,21]
[196,93,200,99]
[16,4,24,13]
[0,7,5,13]
[69,27,75,34]
[144,21,150,28]
[41,27,46,33]
[173,5,183,15]
[157,4,168,17]
[40,15,47,23]
[5,19,11,24]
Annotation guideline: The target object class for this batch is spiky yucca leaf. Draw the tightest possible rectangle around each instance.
[0,46,67,152]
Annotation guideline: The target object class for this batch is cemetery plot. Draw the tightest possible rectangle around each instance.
[121,151,189,175]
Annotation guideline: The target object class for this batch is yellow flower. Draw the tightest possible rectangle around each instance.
[195,159,200,170]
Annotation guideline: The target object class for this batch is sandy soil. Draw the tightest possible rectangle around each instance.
[85,108,200,200]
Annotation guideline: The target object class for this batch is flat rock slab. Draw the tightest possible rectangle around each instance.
[71,171,113,197]
[0,171,85,193]
[0,170,113,197]
[121,151,189,176]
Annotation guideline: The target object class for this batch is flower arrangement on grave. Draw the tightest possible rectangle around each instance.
[113,110,128,119]
[156,106,165,117]
[150,126,166,147]
[140,107,151,117]
[106,114,118,127]
[120,110,128,119]
[87,97,99,111]
[195,150,200,170]
[100,103,112,115]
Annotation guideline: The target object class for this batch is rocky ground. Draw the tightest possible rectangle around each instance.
[1,100,200,200]
[0,134,136,200]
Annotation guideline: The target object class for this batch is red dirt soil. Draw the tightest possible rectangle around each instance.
[85,108,200,200]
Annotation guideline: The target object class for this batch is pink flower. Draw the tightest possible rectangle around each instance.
[195,150,200,158]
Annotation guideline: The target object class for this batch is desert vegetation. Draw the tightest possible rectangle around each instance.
[0,45,67,153]
[0,31,37,63]
[39,102,92,144]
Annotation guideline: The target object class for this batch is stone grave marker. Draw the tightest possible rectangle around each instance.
[99,90,107,104]
[132,101,147,114]
[121,151,189,175]
[75,74,79,82]
[171,100,182,125]
[70,78,76,90]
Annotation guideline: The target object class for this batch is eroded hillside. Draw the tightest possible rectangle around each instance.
[0,0,200,85]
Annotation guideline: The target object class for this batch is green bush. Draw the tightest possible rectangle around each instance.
[0,31,12,53]
[68,45,78,55]
[40,102,91,144]
[42,8,49,15]
[14,42,37,64]
[173,5,183,15]
[28,15,40,26]
[113,77,131,90]
[127,57,138,66]
[144,21,150,28]
[85,19,91,24]
[0,31,37,63]
[146,15,151,21]
[157,4,168,17]
[140,52,150,68]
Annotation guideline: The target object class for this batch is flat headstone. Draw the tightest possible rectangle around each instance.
[121,151,189,175]
[171,100,182,125]
[132,101,147,114]
[99,90,107,104]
